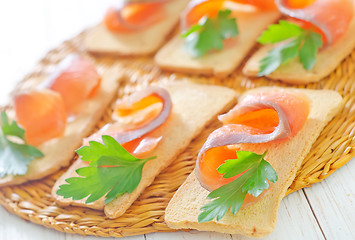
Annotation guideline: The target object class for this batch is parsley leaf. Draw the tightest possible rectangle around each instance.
[299,31,323,70]
[258,39,300,76]
[258,20,304,44]
[257,20,323,76]
[198,150,277,222]
[56,135,156,204]
[181,9,239,57]
[0,112,44,177]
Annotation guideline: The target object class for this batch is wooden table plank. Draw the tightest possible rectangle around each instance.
[304,157,355,239]
[247,190,325,240]
[145,190,324,240]
[146,231,233,240]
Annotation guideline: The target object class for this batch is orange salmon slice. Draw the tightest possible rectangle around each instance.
[197,91,310,207]
[14,90,67,146]
[49,55,101,115]
[184,0,277,28]
[104,2,166,33]
[281,0,354,45]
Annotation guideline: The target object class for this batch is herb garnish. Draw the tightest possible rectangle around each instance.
[198,151,277,222]
[181,9,239,57]
[258,20,323,76]
[0,112,43,177]
[57,135,156,204]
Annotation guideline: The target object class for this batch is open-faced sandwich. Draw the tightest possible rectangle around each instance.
[85,0,189,56]
[155,0,281,77]
[1,1,353,238]
[0,54,121,186]
[243,0,355,84]
[165,87,342,237]
[52,81,237,218]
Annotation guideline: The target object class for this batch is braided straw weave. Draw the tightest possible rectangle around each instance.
[0,31,354,237]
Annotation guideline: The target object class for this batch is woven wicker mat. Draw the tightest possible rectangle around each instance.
[0,31,354,237]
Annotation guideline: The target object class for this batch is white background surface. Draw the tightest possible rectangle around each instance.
[0,1,354,239]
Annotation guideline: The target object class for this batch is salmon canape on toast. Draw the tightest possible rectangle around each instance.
[243,0,355,84]
[53,81,237,219]
[0,54,121,186]
[155,0,281,77]
[165,87,342,237]
[85,0,189,56]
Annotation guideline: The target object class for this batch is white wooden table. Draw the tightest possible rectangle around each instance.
[0,1,354,239]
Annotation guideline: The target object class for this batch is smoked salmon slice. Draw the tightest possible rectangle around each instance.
[276,0,354,45]
[121,135,163,158]
[227,91,310,135]
[113,94,163,131]
[15,54,101,146]
[183,0,277,28]
[285,0,316,8]
[236,0,277,10]
[109,87,172,145]
[14,89,66,146]
[48,54,101,115]
[84,87,172,158]
[196,90,309,206]
[104,2,166,33]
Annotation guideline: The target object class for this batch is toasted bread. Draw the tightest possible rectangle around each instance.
[52,81,237,218]
[165,87,342,238]
[155,7,280,77]
[243,15,355,84]
[0,67,122,187]
[84,0,188,56]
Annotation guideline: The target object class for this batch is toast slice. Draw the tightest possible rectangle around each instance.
[243,14,355,84]
[165,87,342,237]
[0,67,122,187]
[52,81,237,218]
[84,0,188,56]
[155,7,280,77]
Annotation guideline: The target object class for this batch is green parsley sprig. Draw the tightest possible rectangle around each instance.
[0,111,43,177]
[57,135,156,204]
[198,151,277,222]
[258,20,323,76]
[181,9,239,57]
